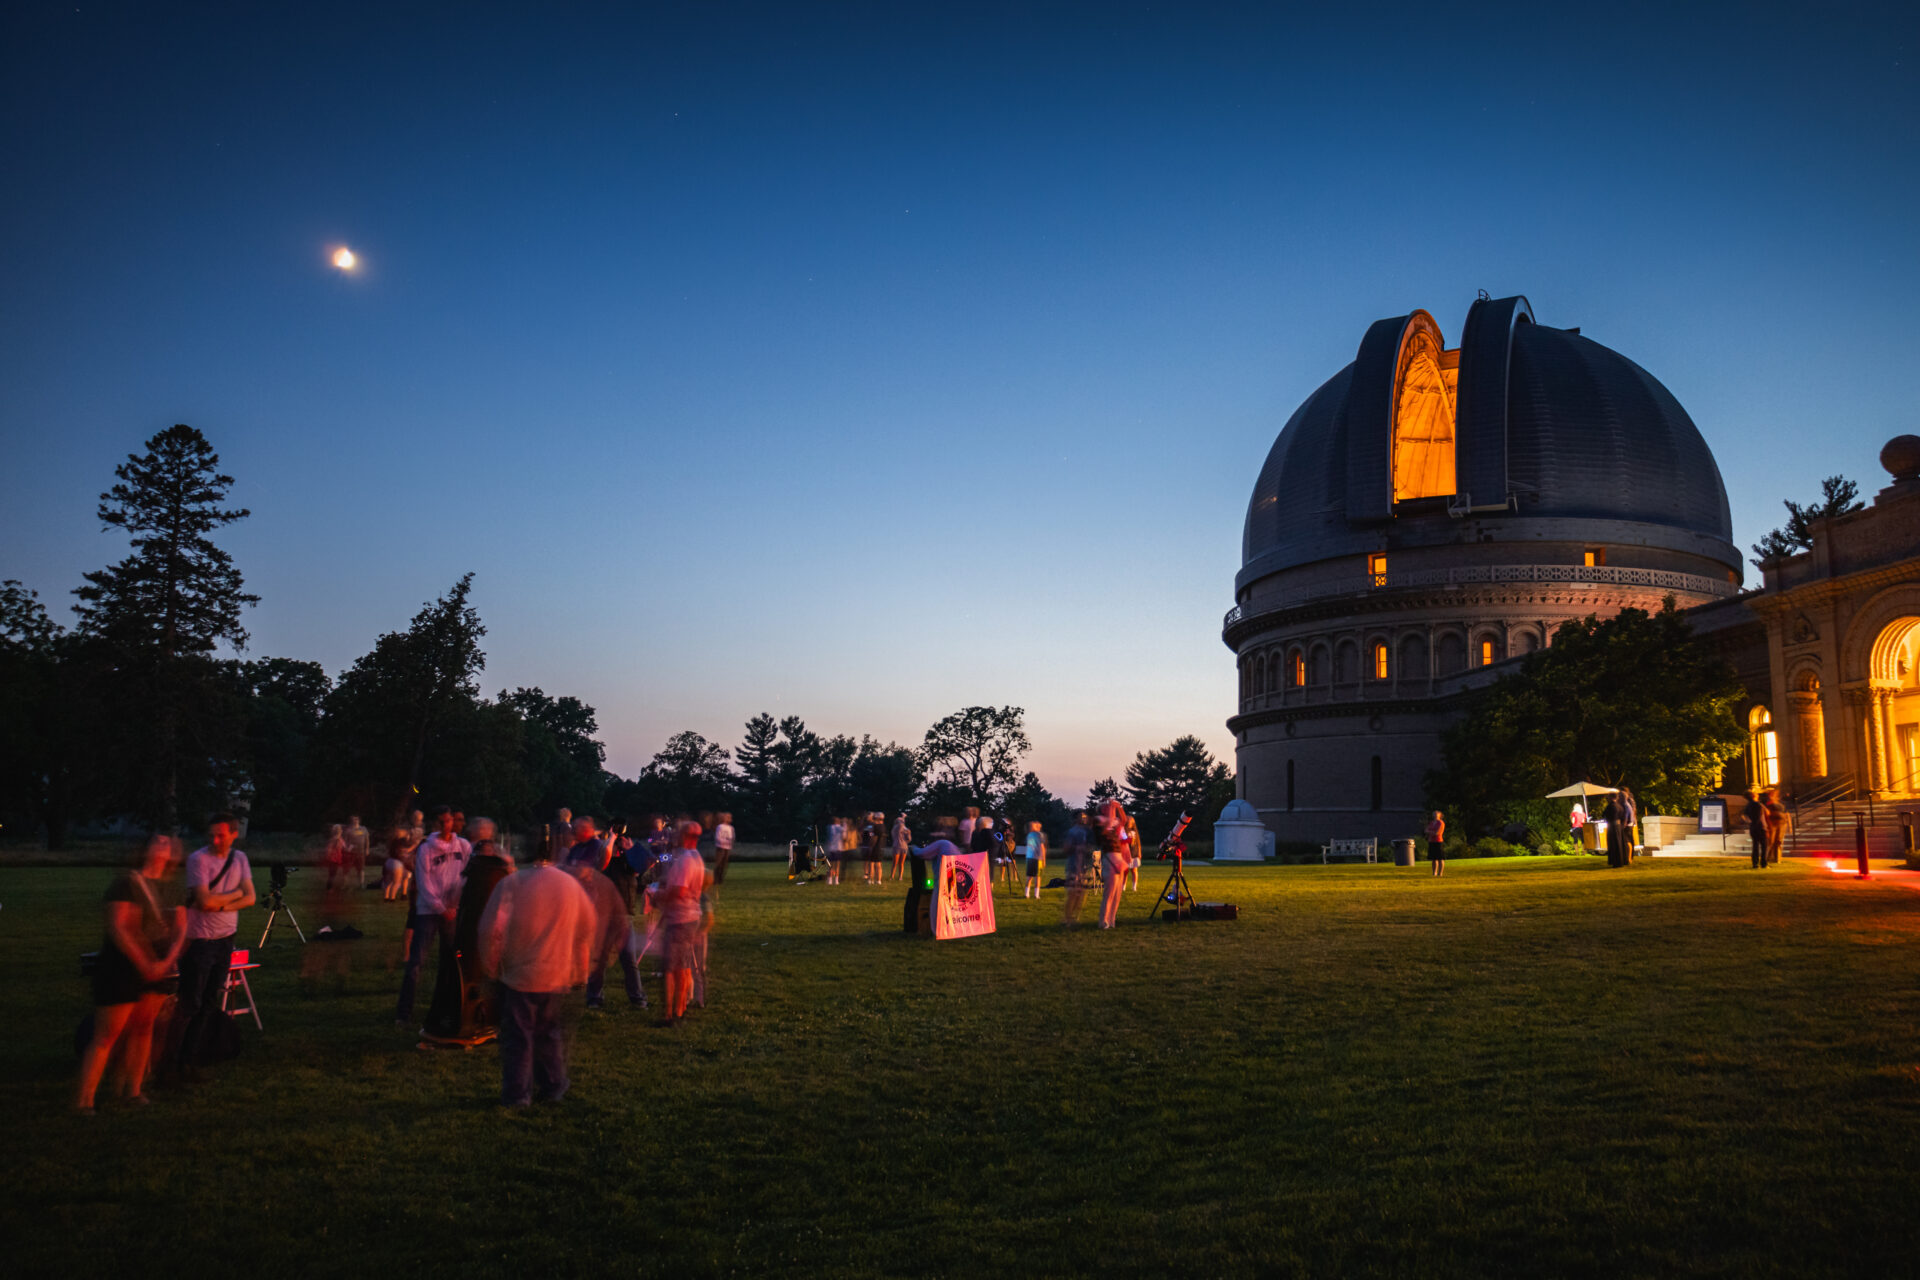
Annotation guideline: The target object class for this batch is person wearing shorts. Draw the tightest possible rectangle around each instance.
[1022,821,1044,899]
[659,822,712,1025]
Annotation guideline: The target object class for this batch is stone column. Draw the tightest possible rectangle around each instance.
[1787,690,1826,779]
[1868,690,1891,793]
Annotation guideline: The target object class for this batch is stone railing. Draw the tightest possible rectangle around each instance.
[1223,563,1737,633]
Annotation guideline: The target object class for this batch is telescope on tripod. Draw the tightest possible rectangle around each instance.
[1147,812,1196,921]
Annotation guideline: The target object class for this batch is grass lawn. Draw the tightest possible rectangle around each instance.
[3,854,1919,1277]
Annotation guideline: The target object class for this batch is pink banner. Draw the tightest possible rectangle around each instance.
[932,849,997,940]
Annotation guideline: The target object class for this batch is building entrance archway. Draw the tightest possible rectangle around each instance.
[1870,617,1920,794]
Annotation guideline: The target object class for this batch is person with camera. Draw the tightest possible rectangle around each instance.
[170,812,256,1080]
[395,806,470,1028]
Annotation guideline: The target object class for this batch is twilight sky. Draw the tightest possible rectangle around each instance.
[2,2,1915,802]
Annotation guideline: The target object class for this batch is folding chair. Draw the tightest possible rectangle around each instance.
[222,948,263,1030]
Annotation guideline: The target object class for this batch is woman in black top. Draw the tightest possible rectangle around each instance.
[76,834,186,1113]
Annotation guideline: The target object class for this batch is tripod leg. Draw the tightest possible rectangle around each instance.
[284,905,307,943]
[259,907,276,949]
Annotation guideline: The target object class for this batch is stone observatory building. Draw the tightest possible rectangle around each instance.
[1224,294,1743,844]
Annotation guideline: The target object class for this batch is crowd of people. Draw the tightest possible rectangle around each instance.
[75,797,1168,1114]
[75,803,724,1113]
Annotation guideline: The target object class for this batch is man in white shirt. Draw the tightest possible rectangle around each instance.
[172,811,256,1078]
[478,838,595,1107]
[396,806,470,1027]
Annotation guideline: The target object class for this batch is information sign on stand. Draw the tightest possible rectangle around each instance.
[1698,798,1727,834]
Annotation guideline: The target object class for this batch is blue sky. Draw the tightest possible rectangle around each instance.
[2,2,1914,801]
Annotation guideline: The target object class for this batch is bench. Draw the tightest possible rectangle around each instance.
[1321,837,1378,864]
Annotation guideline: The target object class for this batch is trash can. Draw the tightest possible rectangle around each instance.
[1394,838,1417,867]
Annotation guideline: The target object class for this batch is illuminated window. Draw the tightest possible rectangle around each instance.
[1373,642,1389,680]
[1292,650,1306,687]
[1749,705,1779,788]
[1480,639,1495,666]
[1583,548,1605,567]
[1390,315,1458,502]
[1369,553,1388,587]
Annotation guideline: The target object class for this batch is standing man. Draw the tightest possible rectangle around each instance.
[551,808,574,858]
[172,812,256,1079]
[1744,791,1769,869]
[1763,788,1789,866]
[345,814,371,888]
[476,836,595,1108]
[396,806,470,1028]
[563,815,608,870]
[711,812,736,886]
[1061,812,1092,927]
[1095,801,1133,929]
[1426,810,1447,877]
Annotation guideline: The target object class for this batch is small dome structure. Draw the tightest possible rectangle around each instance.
[1214,798,1271,862]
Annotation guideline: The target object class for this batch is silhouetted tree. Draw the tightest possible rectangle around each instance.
[72,425,257,827]
[1124,736,1234,842]
[1751,475,1862,566]
[918,705,1030,810]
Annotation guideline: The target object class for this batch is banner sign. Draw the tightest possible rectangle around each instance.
[932,849,997,940]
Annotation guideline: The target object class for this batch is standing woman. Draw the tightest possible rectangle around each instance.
[889,813,911,883]
[1425,810,1447,877]
[1123,815,1143,891]
[76,834,186,1113]
[864,813,886,886]
[1096,801,1134,929]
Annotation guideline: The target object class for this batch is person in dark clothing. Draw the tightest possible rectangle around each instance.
[1744,791,1769,868]
[423,822,515,1042]
[1601,794,1626,868]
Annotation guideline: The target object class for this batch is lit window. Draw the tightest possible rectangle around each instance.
[1480,639,1495,666]
[1373,642,1388,680]
[1369,553,1388,587]
[1292,651,1306,687]
[1390,316,1457,501]
[1583,548,1606,567]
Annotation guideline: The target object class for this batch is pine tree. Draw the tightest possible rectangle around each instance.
[72,425,257,827]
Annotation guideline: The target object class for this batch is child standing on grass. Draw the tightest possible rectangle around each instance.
[1023,821,1045,898]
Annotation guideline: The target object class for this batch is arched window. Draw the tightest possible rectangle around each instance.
[1479,637,1497,667]
[1373,642,1389,680]
[1748,705,1779,789]
[1291,649,1306,688]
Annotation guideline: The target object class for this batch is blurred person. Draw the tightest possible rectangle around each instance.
[889,813,911,883]
[1617,786,1639,862]
[322,823,350,892]
[863,813,886,885]
[712,812,736,886]
[1061,813,1093,927]
[1123,815,1142,890]
[1602,792,1627,868]
[408,809,426,846]
[568,838,643,1012]
[169,812,256,1080]
[423,819,514,1041]
[658,822,712,1024]
[826,817,845,886]
[1426,810,1447,877]
[1095,801,1133,929]
[552,808,574,855]
[1764,788,1789,867]
[382,828,415,901]
[345,814,371,885]
[75,834,186,1112]
[476,833,595,1107]
[1023,821,1045,899]
[959,807,979,847]
[905,817,962,934]
[969,814,997,862]
[395,806,470,1028]
[1744,791,1769,869]
[563,815,609,871]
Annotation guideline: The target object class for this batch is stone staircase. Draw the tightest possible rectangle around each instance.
[1652,830,1752,858]
[1784,797,1919,861]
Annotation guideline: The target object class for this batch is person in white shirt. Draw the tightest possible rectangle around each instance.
[658,823,712,1024]
[825,818,845,886]
[396,805,470,1027]
[171,812,255,1079]
[477,838,595,1106]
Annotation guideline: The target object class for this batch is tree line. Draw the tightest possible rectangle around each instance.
[0,425,1235,847]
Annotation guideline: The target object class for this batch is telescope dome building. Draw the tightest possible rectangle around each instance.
[1224,295,1743,843]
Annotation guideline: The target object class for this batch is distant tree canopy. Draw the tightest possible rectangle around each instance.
[1751,474,1862,566]
[918,705,1030,811]
[0,427,1226,848]
[1427,601,1746,838]
[1123,736,1235,843]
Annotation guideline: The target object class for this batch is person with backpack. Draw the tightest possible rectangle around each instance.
[170,812,255,1082]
